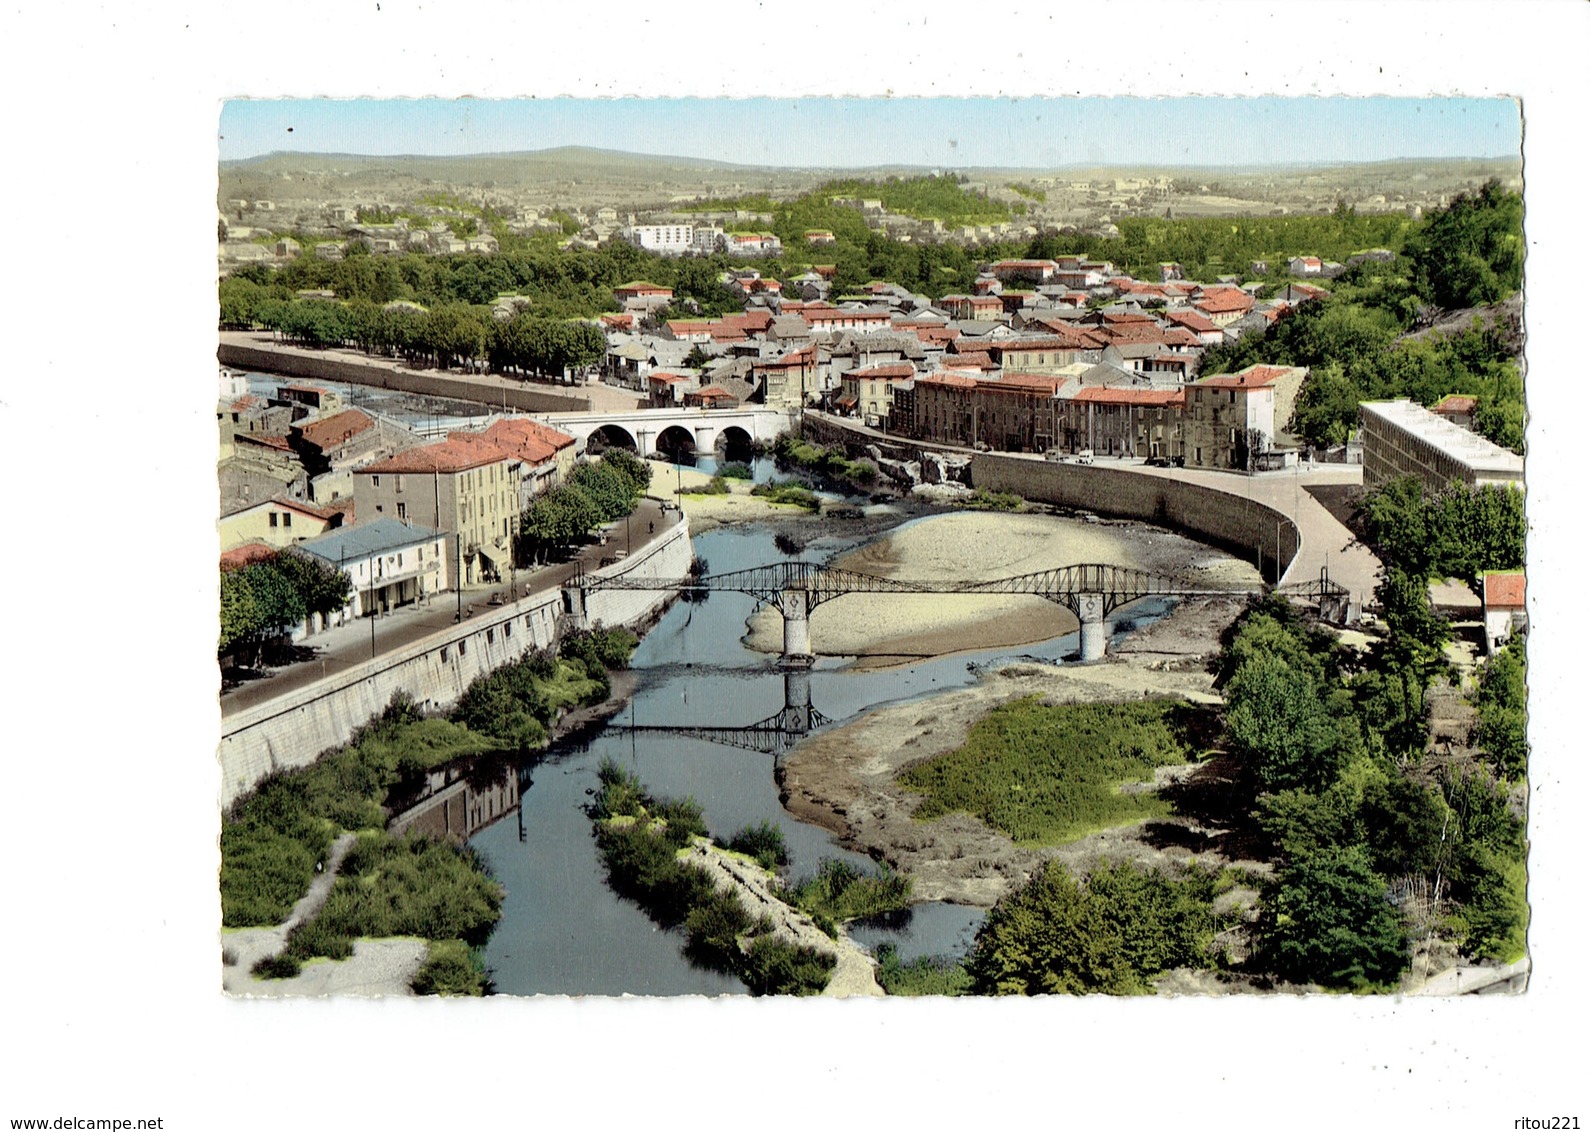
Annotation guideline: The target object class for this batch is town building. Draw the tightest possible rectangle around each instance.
[1181,364,1308,471]
[354,438,520,584]
[218,496,351,553]
[1358,399,1525,491]
[1481,570,1527,655]
[297,517,451,623]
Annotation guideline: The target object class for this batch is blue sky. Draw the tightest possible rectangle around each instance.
[219,97,1522,168]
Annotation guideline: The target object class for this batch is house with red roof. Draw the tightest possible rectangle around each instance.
[1191,287,1256,327]
[218,495,350,553]
[1287,256,1324,277]
[613,281,675,312]
[353,437,519,584]
[1482,571,1527,654]
[684,385,740,409]
[838,362,915,426]
[1430,393,1479,432]
[1182,364,1308,471]
[990,259,1059,285]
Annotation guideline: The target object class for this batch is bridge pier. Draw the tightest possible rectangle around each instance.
[1076,592,1107,663]
[778,590,815,667]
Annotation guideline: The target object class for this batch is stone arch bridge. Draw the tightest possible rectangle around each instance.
[535,407,790,459]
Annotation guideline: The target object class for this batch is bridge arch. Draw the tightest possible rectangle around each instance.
[585,423,639,455]
[715,424,756,464]
[655,425,698,462]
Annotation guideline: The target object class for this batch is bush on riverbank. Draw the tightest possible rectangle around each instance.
[897,697,1206,846]
[960,488,1024,512]
[966,859,1217,995]
[688,475,731,496]
[722,821,789,870]
[411,940,492,996]
[875,944,974,997]
[751,480,822,512]
[222,706,498,927]
[717,461,754,481]
[773,434,877,492]
[780,858,912,933]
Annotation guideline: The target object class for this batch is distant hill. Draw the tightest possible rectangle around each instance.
[218,146,1523,223]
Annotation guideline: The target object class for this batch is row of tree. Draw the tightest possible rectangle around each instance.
[221,285,605,378]
[219,550,352,659]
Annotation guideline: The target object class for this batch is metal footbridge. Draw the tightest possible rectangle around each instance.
[572,560,1265,664]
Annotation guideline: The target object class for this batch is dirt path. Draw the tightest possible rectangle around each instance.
[683,841,883,997]
[221,833,427,997]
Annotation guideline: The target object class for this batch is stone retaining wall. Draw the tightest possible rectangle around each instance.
[971,454,1300,583]
[217,514,693,808]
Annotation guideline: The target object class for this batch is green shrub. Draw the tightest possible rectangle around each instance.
[280,832,504,966]
[684,889,754,970]
[751,481,821,511]
[251,953,302,980]
[717,461,754,480]
[782,857,912,923]
[740,935,836,996]
[724,821,789,870]
[411,939,490,996]
[967,860,1216,995]
[875,944,973,996]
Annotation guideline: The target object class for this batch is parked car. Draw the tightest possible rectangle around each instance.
[1074,449,1094,465]
[1044,448,1064,462]
[1145,455,1170,467]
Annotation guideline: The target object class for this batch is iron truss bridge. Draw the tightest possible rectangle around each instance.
[582,560,1259,616]
[610,707,834,757]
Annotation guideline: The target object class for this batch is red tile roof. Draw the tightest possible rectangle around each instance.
[295,408,374,451]
[1166,310,1221,333]
[1432,394,1478,414]
[220,542,278,571]
[1195,364,1298,390]
[361,437,510,475]
[476,419,562,465]
[1194,290,1255,314]
[851,363,916,379]
[1072,386,1184,406]
[1483,571,1525,609]
[918,372,980,389]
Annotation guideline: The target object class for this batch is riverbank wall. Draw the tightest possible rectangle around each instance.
[218,338,589,414]
[970,454,1300,584]
[218,514,694,808]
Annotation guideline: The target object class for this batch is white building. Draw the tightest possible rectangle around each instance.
[622,223,697,255]
[296,518,452,624]
[1358,399,1525,491]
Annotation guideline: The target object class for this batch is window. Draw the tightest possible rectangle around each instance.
[397,502,408,523]
[372,475,380,488]
[282,512,291,528]
[269,512,278,528]
[395,475,404,493]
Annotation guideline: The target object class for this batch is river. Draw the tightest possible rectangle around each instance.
[468,506,1180,997]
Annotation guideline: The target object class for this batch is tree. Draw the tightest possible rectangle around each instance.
[1224,653,1343,793]
[966,861,1214,996]
[1405,180,1524,310]
[1472,641,1528,779]
[1259,847,1408,989]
